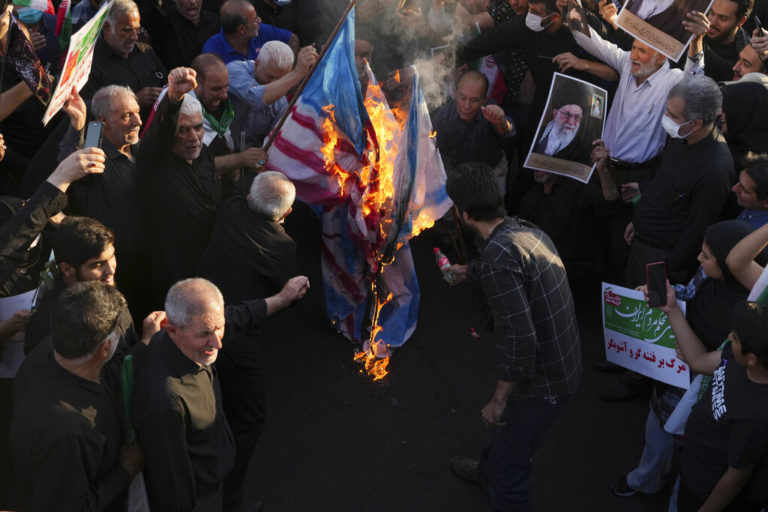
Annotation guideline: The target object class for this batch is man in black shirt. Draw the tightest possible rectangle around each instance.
[137,67,222,307]
[133,278,233,511]
[198,171,308,510]
[626,74,734,287]
[142,0,220,68]
[445,163,581,512]
[685,0,753,82]
[80,0,168,119]
[59,86,149,318]
[11,282,144,511]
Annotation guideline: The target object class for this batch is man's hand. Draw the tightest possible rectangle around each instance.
[0,133,5,162]
[620,182,640,202]
[643,280,677,314]
[591,139,609,168]
[0,309,31,341]
[46,148,106,193]
[139,311,167,345]
[683,11,709,57]
[135,86,163,109]
[753,27,768,58]
[266,276,310,315]
[119,442,144,478]
[30,31,46,51]
[481,105,512,135]
[63,89,87,131]
[552,52,588,72]
[167,67,197,103]
[624,221,634,245]
[295,45,319,76]
[447,263,469,285]
[481,398,507,427]
[598,0,618,29]
[238,147,268,169]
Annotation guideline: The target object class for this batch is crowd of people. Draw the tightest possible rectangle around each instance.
[0,0,767,510]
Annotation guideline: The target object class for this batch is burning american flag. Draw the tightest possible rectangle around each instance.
[267,7,451,379]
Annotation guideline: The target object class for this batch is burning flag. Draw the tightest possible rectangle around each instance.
[267,6,451,375]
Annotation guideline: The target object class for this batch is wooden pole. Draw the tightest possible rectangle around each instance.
[262,0,359,152]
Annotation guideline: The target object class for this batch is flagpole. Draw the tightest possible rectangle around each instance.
[262,0,359,152]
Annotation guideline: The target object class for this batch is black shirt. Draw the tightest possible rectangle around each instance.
[132,332,235,511]
[136,94,222,302]
[633,128,734,283]
[681,344,768,503]
[0,182,66,296]
[702,28,749,83]
[11,342,130,511]
[80,37,168,118]
[142,5,220,69]
[519,176,621,281]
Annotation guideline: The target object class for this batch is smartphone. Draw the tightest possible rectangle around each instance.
[84,121,104,148]
[754,15,763,35]
[646,261,667,308]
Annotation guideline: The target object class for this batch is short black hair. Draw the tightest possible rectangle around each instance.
[51,281,125,359]
[528,0,559,15]
[745,162,768,201]
[731,0,753,19]
[731,300,768,368]
[445,162,506,221]
[221,5,248,34]
[53,216,114,268]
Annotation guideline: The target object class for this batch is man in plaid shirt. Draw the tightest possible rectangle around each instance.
[446,162,582,511]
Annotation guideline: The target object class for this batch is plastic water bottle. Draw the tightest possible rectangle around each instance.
[433,247,455,284]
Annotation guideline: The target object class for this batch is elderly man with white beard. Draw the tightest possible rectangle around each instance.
[137,67,223,308]
[533,95,595,164]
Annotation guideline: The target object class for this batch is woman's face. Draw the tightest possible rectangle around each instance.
[698,242,724,281]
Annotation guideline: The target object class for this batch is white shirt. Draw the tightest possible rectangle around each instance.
[573,28,702,163]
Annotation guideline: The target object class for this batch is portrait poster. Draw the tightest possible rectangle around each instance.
[523,72,607,184]
[602,283,691,389]
[617,0,716,61]
[42,0,113,125]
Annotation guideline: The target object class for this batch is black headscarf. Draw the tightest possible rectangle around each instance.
[686,220,757,350]
[721,80,768,167]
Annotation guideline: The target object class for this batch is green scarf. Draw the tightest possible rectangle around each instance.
[202,98,234,140]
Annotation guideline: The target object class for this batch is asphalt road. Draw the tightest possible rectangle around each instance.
[244,203,671,511]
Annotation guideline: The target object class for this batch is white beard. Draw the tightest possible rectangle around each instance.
[544,122,579,156]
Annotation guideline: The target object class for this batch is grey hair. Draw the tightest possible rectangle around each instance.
[669,74,722,124]
[165,278,224,328]
[247,171,296,220]
[91,84,138,119]
[107,0,139,26]
[179,94,203,118]
[256,41,295,71]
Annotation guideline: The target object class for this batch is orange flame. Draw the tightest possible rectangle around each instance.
[393,69,401,84]
[429,130,436,138]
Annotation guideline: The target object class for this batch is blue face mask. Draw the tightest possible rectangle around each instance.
[275,0,292,5]
[17,8,43,25]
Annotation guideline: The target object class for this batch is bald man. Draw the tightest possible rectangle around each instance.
[201,0,299,64]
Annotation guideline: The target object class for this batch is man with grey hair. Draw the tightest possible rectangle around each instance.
[59,86,148,316]
[198,171,307,511]
[133,277,235,511]
[80,0,167,118]
[134,275,308,511]
[228,40,318,147]
[137,67,223,308]
[11,282,144,511]
[602,75,735,401]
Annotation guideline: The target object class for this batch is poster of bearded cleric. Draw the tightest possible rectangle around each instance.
[617,0,715,61]
[524,73,606,183]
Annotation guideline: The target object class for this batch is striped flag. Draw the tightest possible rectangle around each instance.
[11,0,54,14]
[267,7,451,353]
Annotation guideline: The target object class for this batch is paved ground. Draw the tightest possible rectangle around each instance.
[243,203,672,511]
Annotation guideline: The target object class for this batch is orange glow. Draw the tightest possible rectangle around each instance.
[393,69,400,84]
[429,130,436,138]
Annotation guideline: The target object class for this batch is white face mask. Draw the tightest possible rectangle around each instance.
[661,115,692,139]
[525,12,548,32]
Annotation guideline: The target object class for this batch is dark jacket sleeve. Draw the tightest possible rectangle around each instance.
[0,182,67,293]
[224,299,268,337]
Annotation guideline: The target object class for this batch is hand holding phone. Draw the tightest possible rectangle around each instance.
[84,121,104,149]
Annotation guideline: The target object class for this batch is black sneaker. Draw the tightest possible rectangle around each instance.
[450,456,485,486]
[611,475,638,497]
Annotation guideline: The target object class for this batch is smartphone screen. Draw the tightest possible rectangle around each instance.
[84,121,104,148]
[646,262,667,308]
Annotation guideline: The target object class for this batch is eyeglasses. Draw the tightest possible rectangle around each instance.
[558,112,582,121]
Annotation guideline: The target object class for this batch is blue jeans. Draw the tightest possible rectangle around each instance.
[478,396,568,512]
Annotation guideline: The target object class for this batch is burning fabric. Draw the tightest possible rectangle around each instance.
[266,7,451,376]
